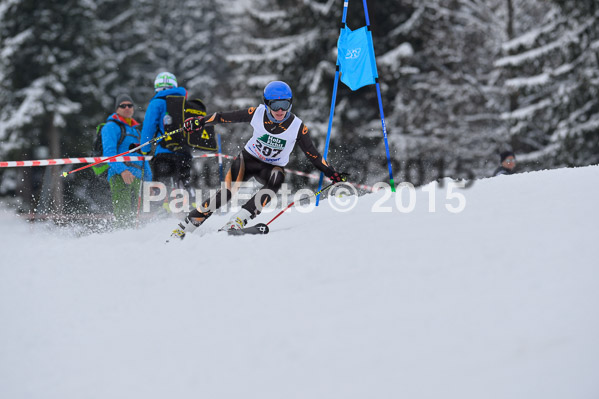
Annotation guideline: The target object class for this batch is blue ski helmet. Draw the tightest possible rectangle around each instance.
[263,81,292,107]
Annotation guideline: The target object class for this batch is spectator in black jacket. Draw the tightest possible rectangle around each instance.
[494,151,516,176]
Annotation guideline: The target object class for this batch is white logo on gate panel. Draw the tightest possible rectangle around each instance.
[345,48,361,59]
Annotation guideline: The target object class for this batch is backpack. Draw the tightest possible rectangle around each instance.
[159,96,217,152]
[91,120,136,176]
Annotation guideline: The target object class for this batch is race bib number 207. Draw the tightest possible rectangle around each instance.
[255,134,286,157]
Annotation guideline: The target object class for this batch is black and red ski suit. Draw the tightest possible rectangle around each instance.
[189,106,337,221]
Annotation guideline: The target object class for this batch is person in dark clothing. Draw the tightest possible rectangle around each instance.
[141,72,195,206]
[493,151,517,176]
[168,81,345,240]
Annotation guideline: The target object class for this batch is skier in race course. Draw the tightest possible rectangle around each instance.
[168,80,346,240]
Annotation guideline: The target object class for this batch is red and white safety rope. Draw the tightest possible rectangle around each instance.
[0,153,234,168]
[0,153,374,191]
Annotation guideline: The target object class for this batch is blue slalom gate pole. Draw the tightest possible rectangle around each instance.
[315,67,341,206]
[316,0,349,206]
[374,82,395,191]
[363,0,395,191]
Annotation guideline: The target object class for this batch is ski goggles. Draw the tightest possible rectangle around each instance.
[267,99,292,111]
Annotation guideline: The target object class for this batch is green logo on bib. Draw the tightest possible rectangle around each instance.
[257,134,286,149]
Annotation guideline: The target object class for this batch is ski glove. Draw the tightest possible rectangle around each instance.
[183,116,205,134]
[329,171,349,184]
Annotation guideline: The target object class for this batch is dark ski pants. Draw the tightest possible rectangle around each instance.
[191,149,284,220]
[150,152,194,197]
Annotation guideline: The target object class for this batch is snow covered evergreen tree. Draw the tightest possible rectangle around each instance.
[0,0,107,157]
[494,0,599,168]
[129,0,229,106]
[92,0,153,107]
[361,0,511,184]
[0,0,106,211]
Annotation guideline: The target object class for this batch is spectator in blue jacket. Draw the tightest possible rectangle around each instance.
[102,93,152,227]
[141,72,195,208]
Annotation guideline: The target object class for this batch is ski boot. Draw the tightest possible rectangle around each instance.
[166,210,212,243]
[219,208,252,232]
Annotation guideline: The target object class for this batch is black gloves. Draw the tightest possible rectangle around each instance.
[329,171,349,184]
[183,116,205,134]
[129,143,141,153]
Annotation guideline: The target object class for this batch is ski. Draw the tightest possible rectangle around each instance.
[227,223,269,236]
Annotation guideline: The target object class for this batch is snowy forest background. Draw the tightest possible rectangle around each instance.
[0,0,598,215]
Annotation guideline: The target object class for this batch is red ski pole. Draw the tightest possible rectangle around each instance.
[266,182,336,226]
[62,126,185,177]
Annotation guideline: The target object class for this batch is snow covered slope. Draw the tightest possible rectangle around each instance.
[1,166,598,399]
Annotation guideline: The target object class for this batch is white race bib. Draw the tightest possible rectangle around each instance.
[244,105,301,166]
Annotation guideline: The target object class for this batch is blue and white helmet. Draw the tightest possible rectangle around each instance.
[154,72,178,92]
[263,81,293,112]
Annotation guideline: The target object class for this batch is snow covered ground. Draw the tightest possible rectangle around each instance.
[1,165,598,399]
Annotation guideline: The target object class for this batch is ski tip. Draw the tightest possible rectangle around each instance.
[227,223,269,236]
[62,172,68,177]
[255,223,269,234]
